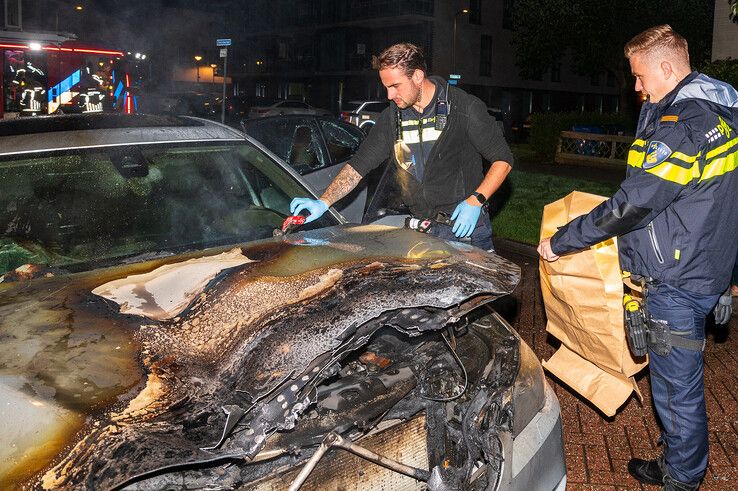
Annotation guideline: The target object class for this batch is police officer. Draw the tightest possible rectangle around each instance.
[290,43,513,251]
[538,25,738,490]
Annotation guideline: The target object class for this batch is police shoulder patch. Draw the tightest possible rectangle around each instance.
[644,141,672,169]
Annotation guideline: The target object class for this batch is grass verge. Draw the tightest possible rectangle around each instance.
[490,170,619,245]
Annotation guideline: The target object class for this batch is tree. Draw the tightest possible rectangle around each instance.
[731,0,738,22]
[511,0,715,117]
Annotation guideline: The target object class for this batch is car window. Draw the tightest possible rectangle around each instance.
[319,120,364,163]
[280,101,308,109]
[364,102,389,113]
[242,117,328,174]
[0,141,337,275]
[343,102,362,111]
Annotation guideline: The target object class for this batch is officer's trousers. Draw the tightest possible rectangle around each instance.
[646,283,720,484]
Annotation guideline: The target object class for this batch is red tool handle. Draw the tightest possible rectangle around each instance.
[281,215,306,233]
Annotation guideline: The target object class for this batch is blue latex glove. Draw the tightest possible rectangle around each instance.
[450,200,482,238]
[290,197,329,223]
[713,288,733,325]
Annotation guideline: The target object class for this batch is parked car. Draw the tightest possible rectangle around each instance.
[247,98,332,119]
[340,100,390,133]
[0,113,565,491]
[158,92,218,118]
[242,114,370,222]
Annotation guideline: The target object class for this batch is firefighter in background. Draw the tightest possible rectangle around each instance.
[538,25,738,490]
[78,62,105,113]
[12,62,46,116]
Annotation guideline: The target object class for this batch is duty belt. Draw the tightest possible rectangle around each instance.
[623,280,705,357]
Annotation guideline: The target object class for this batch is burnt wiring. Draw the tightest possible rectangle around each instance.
[420,327,469,402]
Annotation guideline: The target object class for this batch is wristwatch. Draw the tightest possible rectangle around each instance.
[471,191,487,205]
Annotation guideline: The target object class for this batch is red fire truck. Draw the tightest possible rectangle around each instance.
[1,38,143,119]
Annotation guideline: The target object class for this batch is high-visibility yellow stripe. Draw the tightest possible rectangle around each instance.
[633,139,646,148]
[628,149,644,167]
[671,151,699,163]
[645,160,700,185]
[706,136,738,160]
[699,151,738,182]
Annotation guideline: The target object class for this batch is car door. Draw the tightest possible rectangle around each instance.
[241,116,328,174]
[309,119,368,223]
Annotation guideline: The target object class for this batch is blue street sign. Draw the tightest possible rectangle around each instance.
[448,80,458,85]
[216,39,232,47]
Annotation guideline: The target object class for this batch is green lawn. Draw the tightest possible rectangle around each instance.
[490,170,619,245]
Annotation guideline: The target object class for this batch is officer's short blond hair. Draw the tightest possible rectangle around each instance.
[624,25,690,69]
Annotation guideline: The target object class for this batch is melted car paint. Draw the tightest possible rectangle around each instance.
[0,226,520,489]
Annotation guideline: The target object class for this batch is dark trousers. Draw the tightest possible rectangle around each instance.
[732,249,738,286]
[426,209,494,251]
[646,283,720,484]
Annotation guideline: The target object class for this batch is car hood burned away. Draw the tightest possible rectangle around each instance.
[1,224,526,490]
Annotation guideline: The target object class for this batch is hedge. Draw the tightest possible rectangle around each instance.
[528,111,633,160]
[700,59,738,91]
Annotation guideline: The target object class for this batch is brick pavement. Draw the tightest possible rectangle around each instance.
[495,246,738,490]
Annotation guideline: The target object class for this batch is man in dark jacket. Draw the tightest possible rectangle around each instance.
[538,25,738,490]
[290,43,513,251]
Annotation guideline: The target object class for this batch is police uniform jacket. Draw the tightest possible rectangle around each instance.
[551,72,738,295]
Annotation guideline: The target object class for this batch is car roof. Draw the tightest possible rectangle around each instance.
[0,113,245,156]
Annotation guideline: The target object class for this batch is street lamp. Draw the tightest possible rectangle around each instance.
[194,55,203,84]
[452,8,469,75]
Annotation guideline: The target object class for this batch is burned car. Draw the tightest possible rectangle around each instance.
[0,114,565,490]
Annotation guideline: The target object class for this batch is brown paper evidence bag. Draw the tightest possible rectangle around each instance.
[539,191,648,417]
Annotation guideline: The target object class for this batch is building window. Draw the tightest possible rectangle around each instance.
[4,0,21,29]
[278,42,288,60]
[590,72,600,86]
[480,35,492,76]
[606,70,616,87]
[550,63,561,83]
[469,0,481,24]
[502,0,515,29]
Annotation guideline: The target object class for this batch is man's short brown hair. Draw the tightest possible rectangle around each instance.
[624,24,690,66]
[372,43,427,78]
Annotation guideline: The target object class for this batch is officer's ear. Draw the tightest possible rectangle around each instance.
[411,69,424,85]
[660,60,674,81]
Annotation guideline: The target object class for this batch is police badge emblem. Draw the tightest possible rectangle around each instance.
[644,141,672,169]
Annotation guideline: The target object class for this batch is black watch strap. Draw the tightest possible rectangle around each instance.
[471,192,487,205]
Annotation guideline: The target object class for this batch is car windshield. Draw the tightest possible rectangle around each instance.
[0,141,337,276]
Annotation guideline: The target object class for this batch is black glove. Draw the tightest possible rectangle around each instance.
[713,288,733,325]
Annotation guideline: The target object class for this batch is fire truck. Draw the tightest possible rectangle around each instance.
[1,37,144,119]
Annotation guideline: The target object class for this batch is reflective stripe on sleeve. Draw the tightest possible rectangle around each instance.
[645,160,701,185]
[706,136,738,160]
[699,151,738,182]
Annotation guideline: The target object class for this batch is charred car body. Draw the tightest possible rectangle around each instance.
[0,114,565,490]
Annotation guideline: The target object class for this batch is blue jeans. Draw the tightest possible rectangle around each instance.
[426,209,494,251]
[646,283,720,484]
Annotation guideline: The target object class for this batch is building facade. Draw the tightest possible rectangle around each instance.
[711,0,738,60]
[228,0,620,133]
